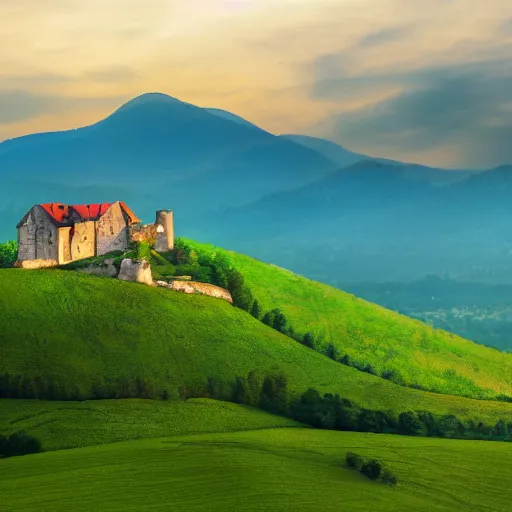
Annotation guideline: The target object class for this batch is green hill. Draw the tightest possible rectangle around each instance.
[0,398,300,451]
[3,425,512,511]
[186,239,512,400]
[2,268,512,424]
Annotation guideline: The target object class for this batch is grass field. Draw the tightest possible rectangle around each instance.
[186,239,512,399]
[0,398,300,451]
[3,269,512,424]
[2,426,511,511]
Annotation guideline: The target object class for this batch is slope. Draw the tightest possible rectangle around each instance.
[2,428,512,511]
[187,158,503,284]
[281,134,476,184]
[281,134,364,168]
[186,240,512,400]
[0,398,300,451]
[2,268,512,423]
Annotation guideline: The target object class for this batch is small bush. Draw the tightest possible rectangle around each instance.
[381,468,398,486]
[346,451,366,470]
[0,432,41,458]
[0,240,17,268]
[360,459,383,480]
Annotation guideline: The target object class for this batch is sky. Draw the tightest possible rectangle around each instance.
[1,0,511,168]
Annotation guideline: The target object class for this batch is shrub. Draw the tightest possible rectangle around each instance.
[325,343,339,361]
[346,451,366,470]
[360,459,383,480]
[381,468,398,486]
[302,332,315,349]
[0,240,17,268]
[250,300,263,320]
[0,432,41,458]
[398,411,425,436]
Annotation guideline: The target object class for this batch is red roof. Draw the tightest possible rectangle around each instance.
[40,203,72,223]
[38,201,140,225]
[72,203,113,221]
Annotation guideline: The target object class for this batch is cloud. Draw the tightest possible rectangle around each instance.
[84,65,138,83]
[0,91,123,125]
[321,60,512,168]
[502,18,512,35]
[357,26,411,48]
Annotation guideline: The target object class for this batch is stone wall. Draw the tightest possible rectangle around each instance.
[58,227,72,263]
[16,259,59,269]
[130,223,157,245]
[70,221,96,261]
[96,202,129,256]
[156,279,233,303]
[18,206,58,262]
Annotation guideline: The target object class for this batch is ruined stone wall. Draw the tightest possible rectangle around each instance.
[70,221,96,261]
[58,226,72,264]
[96,202,129,256]
[157,280,233,303]
[130,223,157,245]
[17,206,58,262]
[17,259,59,269]
[155,210,174,252]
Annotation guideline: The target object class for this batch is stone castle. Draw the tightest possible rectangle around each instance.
[16,201,174,268]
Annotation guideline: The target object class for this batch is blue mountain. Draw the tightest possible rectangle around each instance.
[0,93,338,238]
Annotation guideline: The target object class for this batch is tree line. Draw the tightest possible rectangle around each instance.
[193,371,512,443]
[2,370,511,442]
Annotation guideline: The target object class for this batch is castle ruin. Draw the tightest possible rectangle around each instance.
[16,201,174,268]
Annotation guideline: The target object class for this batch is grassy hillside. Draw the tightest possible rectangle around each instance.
[0,398,300,451]
[2,427,512,511]
[186,240,512,399]
[3,269,512,424]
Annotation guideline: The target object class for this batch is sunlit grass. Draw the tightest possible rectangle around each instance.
[2,426,512,511]
[186,239,512,399]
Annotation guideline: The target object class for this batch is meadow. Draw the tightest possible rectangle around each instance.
[0,398,299,451]
[186,239,512,399]
[4,269,512,425]
[2,426,511,511]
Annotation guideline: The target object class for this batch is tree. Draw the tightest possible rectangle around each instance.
[381,468,398,486]
[398,411,425,436]
[260,375,286,414]
[232,377,247,404]
[360,459,383,480]
[227,269,254,311]
[250,300,262,320]
[346,452,365,470]
[0,241,17,268]
[271,309,289,334]
[325,343,339,361]
[302,332,315,349]
[245,370,262,407]
[4,432,41,457]
[262,311,274,327]
[494,419,510,439]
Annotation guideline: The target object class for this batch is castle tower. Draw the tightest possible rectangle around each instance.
[154,210,174,252]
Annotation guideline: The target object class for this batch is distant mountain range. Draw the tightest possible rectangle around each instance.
[1,92,511,284]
